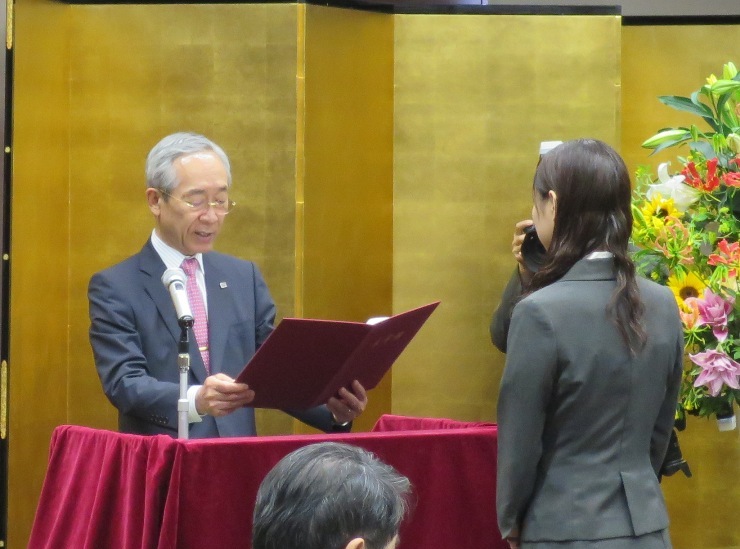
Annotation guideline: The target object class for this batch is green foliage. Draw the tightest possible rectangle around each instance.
[632,62,740,423]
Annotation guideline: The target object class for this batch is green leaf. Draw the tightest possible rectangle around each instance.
[632,205,647,227]
[650,137,692,155]
[720,121,737,136]
[659,95,714,118]
[725,62,739,80]
[710,79,740,95]
[689,140,717,159]
[719,92,740,127]
[690,91,722,132]
[642,128,692,148]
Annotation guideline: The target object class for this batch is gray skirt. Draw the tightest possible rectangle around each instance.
[523,529,672,549]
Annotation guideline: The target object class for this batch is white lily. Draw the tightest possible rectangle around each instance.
[646,162,700,212]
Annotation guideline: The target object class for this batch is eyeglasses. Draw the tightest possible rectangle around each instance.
[161,191,236,215]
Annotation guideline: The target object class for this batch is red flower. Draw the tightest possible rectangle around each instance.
[708,239,740,278]
[681,157,719,193]
[682,161,702,188]
[722,171,740,187]
[682,158,720,192]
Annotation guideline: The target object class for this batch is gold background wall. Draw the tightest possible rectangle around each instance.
[299,5,394,432]
[10,0,70,543]
[8,3,740,548]
[392,14,621,419]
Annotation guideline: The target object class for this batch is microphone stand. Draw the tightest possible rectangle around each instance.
[177,316,194,440]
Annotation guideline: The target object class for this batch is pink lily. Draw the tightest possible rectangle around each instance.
[690,349,740,397]
[694,288,735,341]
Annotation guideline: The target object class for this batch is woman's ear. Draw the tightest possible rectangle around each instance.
[548,190,558,214]
[345,539,365,549]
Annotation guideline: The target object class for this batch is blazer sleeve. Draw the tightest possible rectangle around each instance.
[89,271,180,429]
[496,297,558,539]
[252,262,276,349]
[286,407,352,433]
[650,302,685,475]
[490,268,523,353]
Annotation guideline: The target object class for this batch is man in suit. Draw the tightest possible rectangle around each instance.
[89,132,367,438]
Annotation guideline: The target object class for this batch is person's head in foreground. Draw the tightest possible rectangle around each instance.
[529,137,645,352]
[253,442,412,549]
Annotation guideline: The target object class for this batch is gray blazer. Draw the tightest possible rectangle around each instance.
[490,268,523,353]
[496,257,683,543]
[89,240,340,438]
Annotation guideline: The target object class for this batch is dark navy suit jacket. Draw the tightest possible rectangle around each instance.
[89,240,338,438]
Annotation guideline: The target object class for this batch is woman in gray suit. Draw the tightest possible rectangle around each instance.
[496,139,683,549]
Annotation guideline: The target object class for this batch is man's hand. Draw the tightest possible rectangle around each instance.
[326,380,368,424]
[195,373,255,417]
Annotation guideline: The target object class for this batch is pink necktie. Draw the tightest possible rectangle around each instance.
[181,258,210,374]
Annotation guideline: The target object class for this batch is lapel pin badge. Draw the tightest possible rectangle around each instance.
[220,282,228,289]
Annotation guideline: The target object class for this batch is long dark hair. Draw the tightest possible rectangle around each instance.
[528,139,646,353]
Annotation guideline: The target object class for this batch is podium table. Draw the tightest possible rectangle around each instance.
[29,417,504,549]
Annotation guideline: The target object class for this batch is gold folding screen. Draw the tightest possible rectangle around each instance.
[299,5,395,433]
[392,14,621,419]
[10,1,70,545]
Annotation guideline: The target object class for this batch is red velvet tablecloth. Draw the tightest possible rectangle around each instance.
[29,417,504,549]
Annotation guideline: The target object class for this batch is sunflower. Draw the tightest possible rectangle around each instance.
[667,270,707,310]
[640,195,681,228]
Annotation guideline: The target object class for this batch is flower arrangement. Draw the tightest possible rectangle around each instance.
[631,61,740,429]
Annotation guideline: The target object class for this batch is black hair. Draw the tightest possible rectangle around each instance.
[528,138,646,353]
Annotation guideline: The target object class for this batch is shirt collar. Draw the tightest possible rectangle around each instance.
[150,229,205,273]
[585,250,613,260]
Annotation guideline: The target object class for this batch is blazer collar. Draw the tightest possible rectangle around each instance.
[560,256,616,282]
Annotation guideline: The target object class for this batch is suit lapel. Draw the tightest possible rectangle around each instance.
[203,255,235,376]
[138,242,179,342]
[138,240,209,384]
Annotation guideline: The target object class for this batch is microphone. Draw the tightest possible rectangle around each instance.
[161,268,194,327]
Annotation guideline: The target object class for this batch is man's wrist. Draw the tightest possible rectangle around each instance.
[331,412,351,428]
[187,385,206,423]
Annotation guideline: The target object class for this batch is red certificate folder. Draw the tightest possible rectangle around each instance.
[236,301,440,409]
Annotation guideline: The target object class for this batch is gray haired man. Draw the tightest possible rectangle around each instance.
[253,442,412,549]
